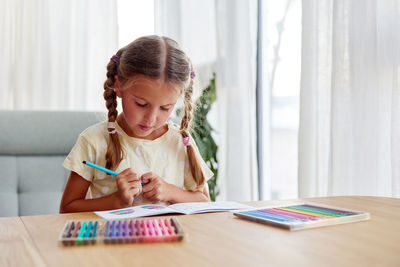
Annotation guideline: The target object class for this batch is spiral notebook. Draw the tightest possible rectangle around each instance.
[233,203,370,231]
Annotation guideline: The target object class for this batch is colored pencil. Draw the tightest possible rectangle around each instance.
[82,161,145,186]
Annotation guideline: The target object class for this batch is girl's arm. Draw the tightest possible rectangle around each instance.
[60,171,121,213]
[59,170,141,213]
[166,184,210,203]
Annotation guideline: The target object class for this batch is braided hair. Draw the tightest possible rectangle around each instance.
[179,64,205,186]
[103,50,124,170]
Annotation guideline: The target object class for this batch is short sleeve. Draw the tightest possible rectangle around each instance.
[63,135,96,182]
[183,136,214,192]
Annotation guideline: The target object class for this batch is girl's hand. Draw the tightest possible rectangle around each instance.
[141,172,171,202]
[115,168,142,207]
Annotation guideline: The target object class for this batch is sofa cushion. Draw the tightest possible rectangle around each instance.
[0,156,18,216]
[0,110,106,155]
[0,111,103,216]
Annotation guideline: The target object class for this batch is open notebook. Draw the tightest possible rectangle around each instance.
[95,201,252,220]
[233,203,370,231]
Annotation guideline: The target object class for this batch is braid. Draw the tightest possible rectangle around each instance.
[103,50,125,170]
[180,68,206,187]
[180,79,194,131]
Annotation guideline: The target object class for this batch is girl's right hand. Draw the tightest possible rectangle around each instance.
[115,168,142,207]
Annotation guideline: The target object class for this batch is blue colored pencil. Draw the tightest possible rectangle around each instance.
[240,211,289,222]
[82,161,145,186]
[83,161,118,176]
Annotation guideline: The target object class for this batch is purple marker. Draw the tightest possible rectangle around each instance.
[123,220,129,240]
[119,221,124,242]
[105,221,110,239]
[112,221,117,239]
[130,220,136,242]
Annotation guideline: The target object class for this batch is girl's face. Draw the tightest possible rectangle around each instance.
[115,74,182,140]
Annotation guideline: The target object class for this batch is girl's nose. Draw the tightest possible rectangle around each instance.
[144,109,157,124]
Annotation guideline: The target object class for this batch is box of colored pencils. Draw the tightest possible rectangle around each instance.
[233,203,370,231]
[59,218,184,245]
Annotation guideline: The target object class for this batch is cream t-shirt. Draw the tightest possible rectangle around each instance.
[63,121,214,205]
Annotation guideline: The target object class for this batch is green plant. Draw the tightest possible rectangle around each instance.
[175,73,219,201]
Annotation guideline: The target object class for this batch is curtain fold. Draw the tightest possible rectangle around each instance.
[215,0,259,201]
[299,0,400,197]
[155,0,259,201]
[0,0,118,110]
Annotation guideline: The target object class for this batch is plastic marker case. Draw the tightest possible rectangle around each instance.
[233,203,370,231]
[59,217,184,245]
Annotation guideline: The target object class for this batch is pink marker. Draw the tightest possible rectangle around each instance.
[147,219,156,242]
[164,218,177,241]
[142,220,150,242]
[129,220,136,243]
[72,221,81,238]
[159,219,171,241]
[153,219,162,241]
[136,220,143,242]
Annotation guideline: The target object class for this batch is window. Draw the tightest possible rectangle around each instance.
[264,0,301,200]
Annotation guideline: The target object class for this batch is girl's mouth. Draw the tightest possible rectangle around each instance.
[139,125,152,131]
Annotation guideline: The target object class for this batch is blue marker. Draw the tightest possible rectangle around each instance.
[85,221,93,238]
[82,161,145,186]
[92,221,98,237]
[91,221,98,244]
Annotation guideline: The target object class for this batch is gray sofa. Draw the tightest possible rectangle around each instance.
[0,110,104,217]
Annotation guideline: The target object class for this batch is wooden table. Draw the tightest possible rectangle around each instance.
[1,196,399,267]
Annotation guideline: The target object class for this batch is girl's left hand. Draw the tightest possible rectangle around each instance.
[141,172,171,202]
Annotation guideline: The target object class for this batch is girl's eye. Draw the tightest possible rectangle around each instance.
[161,107,170,112]
[136,102,147,107]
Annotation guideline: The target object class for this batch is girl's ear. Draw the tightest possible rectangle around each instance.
[114,75,122,97]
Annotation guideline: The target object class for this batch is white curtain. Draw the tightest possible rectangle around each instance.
[215,0,259,201]
[155,0,259,201]
[299,0,400,197]
[0,0,118,110]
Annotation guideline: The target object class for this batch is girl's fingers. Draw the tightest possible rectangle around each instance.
[128,186,140,197]
[124,179,141,187]
[121,175,140,183]
[118,168,140,181]
[141,172,155,183]
[142,181,156,193]
[143,190,158,201]
[131,180,142,187]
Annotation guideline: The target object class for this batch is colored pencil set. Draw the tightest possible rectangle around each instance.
[234,203,370,230]
[59,218,184,245]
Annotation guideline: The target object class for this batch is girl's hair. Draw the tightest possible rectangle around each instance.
[103,35,205,187]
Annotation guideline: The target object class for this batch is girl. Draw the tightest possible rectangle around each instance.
[60,35,213,213]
